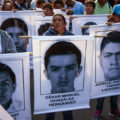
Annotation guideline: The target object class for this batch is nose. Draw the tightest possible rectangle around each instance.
[60,68,66,78]
[13,35,19,44]
[110,55,118,65]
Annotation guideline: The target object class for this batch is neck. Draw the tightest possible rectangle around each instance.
[57,28,66,35]
[98,1,106,7]
[2,99,12,110]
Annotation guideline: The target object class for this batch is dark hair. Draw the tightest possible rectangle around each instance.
[2,0,13,10]
[44,41,81,69]
[52,0,64,8]
[43,2,53,10]
[0,18,28,34]
[85,0,96,9]
[82,22,97,35]
[52,14,66,24]
[36,0,45,6]
[100,31,120,53]
[0,63,16,85]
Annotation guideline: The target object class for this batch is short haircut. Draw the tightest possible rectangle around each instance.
[52,14,66,24]
[0,63,16,85]
[85,0,96,9]
[100,31,120,53]
[36,0,45,5]
[44,41,81,69]
[52,0,64,8]
[0,18,28,34]
[43,2,53,10]
[82,22,97,35]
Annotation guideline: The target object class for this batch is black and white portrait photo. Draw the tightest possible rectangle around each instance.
[90,23,120,99]
[1,18,28,52]
[0,11,32,53]
[33,35,93,114]
[0,53,31,120]
[72,15,108,35]
[35,16,70,36]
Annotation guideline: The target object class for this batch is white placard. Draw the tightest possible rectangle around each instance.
[32,35,94,114]
[0,53,31,120]
[72,15,108,35]
[90,23,120,99]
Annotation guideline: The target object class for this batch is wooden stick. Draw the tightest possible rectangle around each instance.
[19,36,32,38]
[81,25,89,29]
[94,35,107,37]
[29,52,33,55]
[35,10,45,12]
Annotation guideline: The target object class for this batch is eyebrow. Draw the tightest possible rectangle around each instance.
[50,64,77,68]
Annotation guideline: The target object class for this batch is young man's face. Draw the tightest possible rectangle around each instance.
[0,71,15,109]
[45,54,81,93]
[5,26,27,52]
[100,42,120,81]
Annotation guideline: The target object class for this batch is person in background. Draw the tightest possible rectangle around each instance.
[65,0,84,15]
[44,14,74,120]
[52,0,65,9]
[107,4,120,24]
[14,0,27,10]
[94,0,112,14]
[84,0,96,15]
[108,0,120,8]
[36,0,46,9]
[43,2,54,16]
[44,14,73,35]
[93,5,120,120]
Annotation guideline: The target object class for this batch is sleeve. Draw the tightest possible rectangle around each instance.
[5,32,17,53]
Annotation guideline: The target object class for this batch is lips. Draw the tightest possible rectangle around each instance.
[109,67,119,71]
[59,82,68,86]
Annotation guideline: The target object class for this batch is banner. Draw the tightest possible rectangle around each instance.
[0,11,35,53]
[72,15,108,35]
[90,23,120,99]
[0,53,31,120]
[32,35,94,114]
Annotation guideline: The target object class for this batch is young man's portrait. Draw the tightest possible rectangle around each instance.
[44,41,82,94]
[0,18,28,52]
[98,31,120,81]
[0,62,24,113]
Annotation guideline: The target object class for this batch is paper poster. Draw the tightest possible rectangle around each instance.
[0,11,34,53]
[90,23,120,99]
[0,53,31,120]
[72,15,108,35]
[32,35,94,114]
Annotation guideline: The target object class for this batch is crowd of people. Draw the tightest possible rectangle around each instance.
[0,0,120,120]
[0,0,119,15]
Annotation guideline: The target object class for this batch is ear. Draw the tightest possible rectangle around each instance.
[13,84,16,92]
[44,69,49,79]
[77,66,82,77]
